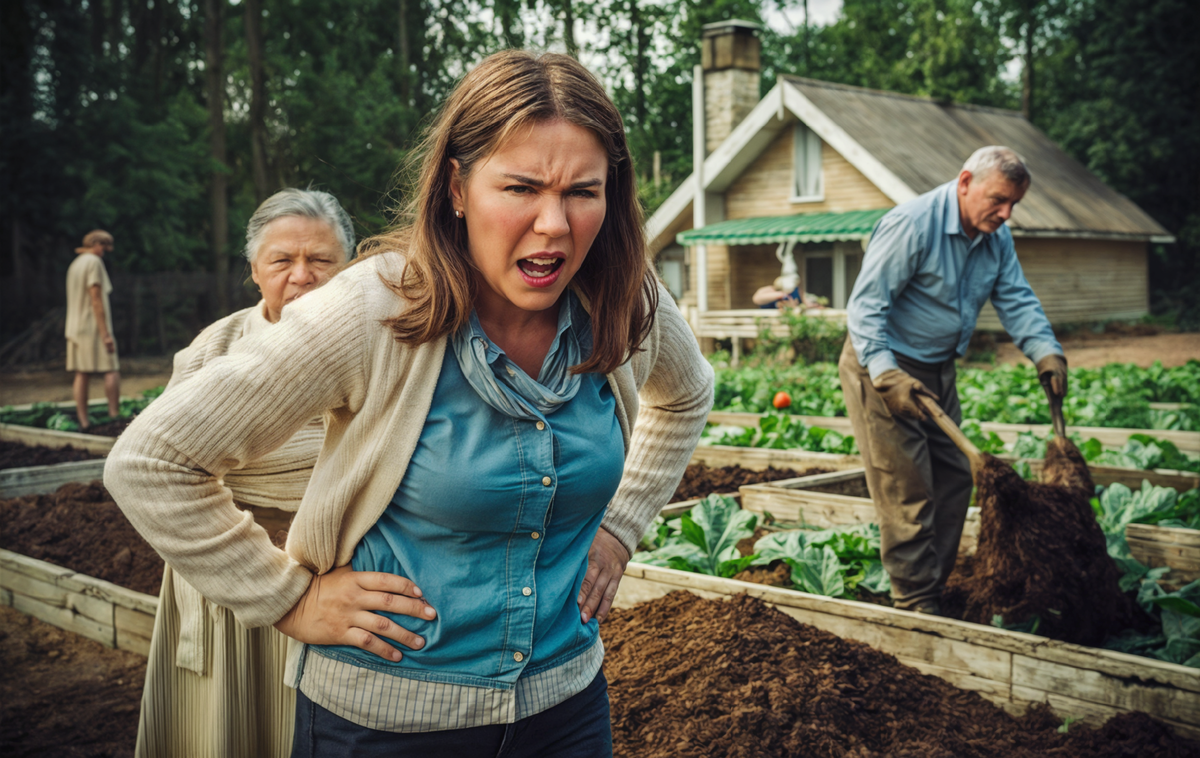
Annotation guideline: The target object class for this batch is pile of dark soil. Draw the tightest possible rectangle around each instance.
[603,591,1199,758]
[803,476,871,498]
[942,438,1146,645]
[0,440,102,469]
[670,463,829,503]
[84,419,132,437]
[0,605,144,758]
[0,481,163,596]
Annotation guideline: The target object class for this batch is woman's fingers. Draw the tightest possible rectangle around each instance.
[579,527,629,624]
[354,570,425,599]
[362,589,437,620]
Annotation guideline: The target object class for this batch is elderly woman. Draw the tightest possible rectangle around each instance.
[108,51,713,757]
[135,188,354,758]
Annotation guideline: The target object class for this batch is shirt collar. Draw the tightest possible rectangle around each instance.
[465,291,579,368]
[942,180,988,250]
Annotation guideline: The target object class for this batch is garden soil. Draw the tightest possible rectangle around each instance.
[603,591,1199,758]
[0,481,164,596]
[942,438,1146,646]
[0,605,144,758]
[0,440,102,469]
[670,463,829,503]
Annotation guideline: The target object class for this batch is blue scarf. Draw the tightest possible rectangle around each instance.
[451,292,592,421]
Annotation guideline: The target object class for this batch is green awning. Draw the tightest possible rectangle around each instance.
[676,208,891,246]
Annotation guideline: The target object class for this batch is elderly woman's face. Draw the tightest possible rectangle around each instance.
[250,215,344,322]
[450,119,608,319]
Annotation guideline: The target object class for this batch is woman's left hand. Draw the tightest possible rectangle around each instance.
[578,527,629,624]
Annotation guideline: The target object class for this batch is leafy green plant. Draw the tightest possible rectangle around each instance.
[701,411,859,454]
[751,308,848,366]
[633,495,758,578]
[0,386,165,431]
[749,523,891,598]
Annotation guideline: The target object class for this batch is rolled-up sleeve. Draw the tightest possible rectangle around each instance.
[847,214,922,379]
[989,237,1062,364]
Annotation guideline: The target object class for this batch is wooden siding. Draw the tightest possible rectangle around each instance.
[725,129,894,220]
[730,244,779,308]
[686,244,733,310]
[977,238,1149,328]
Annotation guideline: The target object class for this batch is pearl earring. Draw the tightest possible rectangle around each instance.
[455,210,464,218]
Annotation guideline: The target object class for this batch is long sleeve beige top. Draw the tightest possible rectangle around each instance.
[105,252,714,638]
[168,300,324,511]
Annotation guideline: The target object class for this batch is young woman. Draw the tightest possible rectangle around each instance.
[107,51,713,757]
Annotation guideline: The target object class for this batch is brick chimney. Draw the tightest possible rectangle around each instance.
[701,20,762,155]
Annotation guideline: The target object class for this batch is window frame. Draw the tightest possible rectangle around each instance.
[790,121,825,204]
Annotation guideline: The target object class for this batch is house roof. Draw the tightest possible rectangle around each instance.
[644,77,1172,250]
[677,208,890,245]
[783,77,1169,239]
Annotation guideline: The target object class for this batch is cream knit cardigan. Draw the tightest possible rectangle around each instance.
[106,252,714,636]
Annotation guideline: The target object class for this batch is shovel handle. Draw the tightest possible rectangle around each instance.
[916,394,984,469]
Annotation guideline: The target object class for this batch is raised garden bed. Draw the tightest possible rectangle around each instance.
[0,423,115,455]
[689,444,861,473]
[740,469,1200,584]
[612,564,1200,741]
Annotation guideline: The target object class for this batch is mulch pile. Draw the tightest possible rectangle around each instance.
[0,605,144,758]
[603,591,1198,758]
[0,440,102,469]
[942,438,1147,645]
[0,481,164,596]
[670,463,830,503]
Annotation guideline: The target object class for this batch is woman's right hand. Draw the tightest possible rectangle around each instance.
[273,564,436,662]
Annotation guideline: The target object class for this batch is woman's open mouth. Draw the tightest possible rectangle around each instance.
[517,256,565,288]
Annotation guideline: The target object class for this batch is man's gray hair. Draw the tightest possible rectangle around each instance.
[244,188,356,262]
[962,146,1032,188]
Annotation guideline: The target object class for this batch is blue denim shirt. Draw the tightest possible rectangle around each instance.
[848,180,1062,379]
[301,297,625,731]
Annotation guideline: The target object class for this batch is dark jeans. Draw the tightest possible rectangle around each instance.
[291,670,612,758]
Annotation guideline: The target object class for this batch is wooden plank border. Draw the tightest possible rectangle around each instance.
[0,549,158,656]
[0,459,108,498]
[690,445,862,472]
[615,563,1200,740]
[0,423,115,454]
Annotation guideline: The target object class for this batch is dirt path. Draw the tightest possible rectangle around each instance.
[0,606,144,757]
[0,357,173,407]
[997,332,1200,369]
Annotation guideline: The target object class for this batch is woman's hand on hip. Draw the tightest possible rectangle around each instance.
[578,527,629,625]
[273,565,435,662]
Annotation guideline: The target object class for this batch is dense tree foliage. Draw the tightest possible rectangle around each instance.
[1,0,1196,343]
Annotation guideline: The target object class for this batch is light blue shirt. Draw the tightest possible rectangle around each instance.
[847,180,1062,379]
[300,296,626,731]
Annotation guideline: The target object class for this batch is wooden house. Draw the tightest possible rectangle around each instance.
[649,21,1173,347]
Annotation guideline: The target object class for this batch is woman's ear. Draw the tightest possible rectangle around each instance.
[448,158,464,215]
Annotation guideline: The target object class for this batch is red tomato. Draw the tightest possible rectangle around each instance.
[772,391,792,410]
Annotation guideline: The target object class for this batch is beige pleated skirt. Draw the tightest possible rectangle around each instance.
[66,337,119,373]
[136,564,295,758]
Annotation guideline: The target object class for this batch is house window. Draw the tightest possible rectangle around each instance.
[656,245,688,300]
[792,122,823,202]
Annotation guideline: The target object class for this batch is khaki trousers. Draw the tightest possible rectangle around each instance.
[838,338,973,610]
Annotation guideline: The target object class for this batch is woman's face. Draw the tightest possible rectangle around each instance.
[450,119,608,321]
[250,215,344,322]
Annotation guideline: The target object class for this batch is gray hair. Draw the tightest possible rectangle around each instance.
[962,146,1032,188]
[244,188,356,262]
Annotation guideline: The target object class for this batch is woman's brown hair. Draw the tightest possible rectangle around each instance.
[360,50,657,374]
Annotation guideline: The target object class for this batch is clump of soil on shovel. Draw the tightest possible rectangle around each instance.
[0,481,164,596]
[603,591,1198,758]
[942,438,1145,645]
[669,463,829,503]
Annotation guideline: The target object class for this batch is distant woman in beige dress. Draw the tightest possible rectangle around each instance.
[135,188,355,758]
[65,229,120,429]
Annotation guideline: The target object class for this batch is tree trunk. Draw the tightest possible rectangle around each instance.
[91,0,106,58]
[802,0,809,73]
[244,0,270,204]
[398,0,411,101]
[109,0,124,50]
[1021,15,1034,120]
[631,0,647,128]
[204,0,229,316]
[562,0,577,58]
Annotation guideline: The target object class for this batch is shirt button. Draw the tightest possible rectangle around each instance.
[513,652,524,663]
[542,476,552,486]
[531,532,540,540]
[536,421,545,431]
[522,587,532,596]
[506,365,515,377]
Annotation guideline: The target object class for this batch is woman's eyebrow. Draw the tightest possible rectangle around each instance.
[500,173,602,190]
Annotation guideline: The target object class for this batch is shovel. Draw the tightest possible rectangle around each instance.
[1039,371,1068,440]
[915,394,985,476]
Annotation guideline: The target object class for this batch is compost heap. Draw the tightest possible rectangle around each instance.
[942,437,1143,646]
[603,591,1197,758]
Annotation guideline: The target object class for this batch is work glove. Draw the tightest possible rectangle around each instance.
[1035,354,1069,398]
[872,369,938,421]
